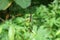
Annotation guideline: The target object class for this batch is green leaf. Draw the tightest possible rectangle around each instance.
[14,0,31,8]
[46,18,55,27]
[55,38,60,40]
[36,27,49,40]
[33,26,50,40]
[0,0,12,10]
[55,17,60,27]
[8,25,15,40]
[56,30,60,36]
[0,26,3,34]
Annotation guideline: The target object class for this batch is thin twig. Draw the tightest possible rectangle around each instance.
[0,17,5,22]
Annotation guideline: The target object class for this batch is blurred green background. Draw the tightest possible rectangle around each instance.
[0,0,60,40]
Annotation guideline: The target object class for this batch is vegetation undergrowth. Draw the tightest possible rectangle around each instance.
[0,0,60,40]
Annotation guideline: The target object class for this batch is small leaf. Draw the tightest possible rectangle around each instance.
[55,17,60,27]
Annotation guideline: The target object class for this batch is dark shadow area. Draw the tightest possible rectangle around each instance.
[31,0,54,6]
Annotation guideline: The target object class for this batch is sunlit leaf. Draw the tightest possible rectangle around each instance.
[8,25,15,40]
[0,26,3,34]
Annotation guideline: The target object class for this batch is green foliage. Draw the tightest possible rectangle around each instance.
[0,0,31,10]
[32,26,50,40]
[0,0,60,40]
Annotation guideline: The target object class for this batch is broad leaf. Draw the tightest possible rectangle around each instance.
[0,0,12,10]
[14,0,31,8]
